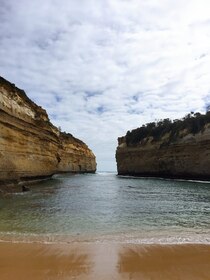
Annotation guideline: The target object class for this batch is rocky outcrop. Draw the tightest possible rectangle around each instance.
[116,119,210,180]
[0,76,96,186]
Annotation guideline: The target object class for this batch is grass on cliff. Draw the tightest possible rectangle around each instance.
[125,111,210,146]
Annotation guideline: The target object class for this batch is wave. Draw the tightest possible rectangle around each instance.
[97,172,117,176]
[1,231,210,245]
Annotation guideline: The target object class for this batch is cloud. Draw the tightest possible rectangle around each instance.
[1,0,210,171]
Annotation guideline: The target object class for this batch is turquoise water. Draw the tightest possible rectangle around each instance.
[0,173,210,243]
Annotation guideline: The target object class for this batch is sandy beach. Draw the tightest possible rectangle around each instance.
[0,242,210,280]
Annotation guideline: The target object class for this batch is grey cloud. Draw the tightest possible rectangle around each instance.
[1,0,210,170]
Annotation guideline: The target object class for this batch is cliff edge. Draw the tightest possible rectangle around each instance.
[0,76,96,186]
[116,113,210,180]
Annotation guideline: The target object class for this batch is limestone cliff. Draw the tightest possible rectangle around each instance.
[0,76,96,186]
[116,114,210,180]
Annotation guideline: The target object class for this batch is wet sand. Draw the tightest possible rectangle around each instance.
[0,242,210,280]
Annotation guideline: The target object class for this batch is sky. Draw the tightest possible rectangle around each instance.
[0,0,210,171]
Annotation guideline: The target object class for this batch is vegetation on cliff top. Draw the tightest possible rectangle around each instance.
[125,111,210,146]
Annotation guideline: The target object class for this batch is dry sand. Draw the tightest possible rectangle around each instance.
[0,242,210,280]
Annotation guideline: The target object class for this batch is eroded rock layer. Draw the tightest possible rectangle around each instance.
[0,76,96,185]
[116,120,210,180]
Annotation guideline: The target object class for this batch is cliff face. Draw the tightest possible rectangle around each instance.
[116,123,210,180]
[0,77,96,186]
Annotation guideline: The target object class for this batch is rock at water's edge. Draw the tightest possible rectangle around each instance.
[0,76,96,186]
[116,116,210,181]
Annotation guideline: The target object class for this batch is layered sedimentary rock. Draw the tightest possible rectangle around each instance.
[116,120,210,180]
[0,77,96,186]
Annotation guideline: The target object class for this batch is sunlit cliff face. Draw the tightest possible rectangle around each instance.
[0,77,96,185]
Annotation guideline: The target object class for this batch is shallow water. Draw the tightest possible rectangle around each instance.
[0,173,210,243]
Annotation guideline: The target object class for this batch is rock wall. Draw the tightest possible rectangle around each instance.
[116,125,210,180]
[0,77,96,186]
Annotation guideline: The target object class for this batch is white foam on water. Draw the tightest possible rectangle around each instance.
[1,231,210,245]
[97,172,117,176]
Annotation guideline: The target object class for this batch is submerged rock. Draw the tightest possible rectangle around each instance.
[22,186,30,192]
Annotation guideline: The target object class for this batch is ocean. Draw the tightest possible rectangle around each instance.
[0,172,210,244]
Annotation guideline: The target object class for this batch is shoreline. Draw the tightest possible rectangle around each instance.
[1,241,210,279]
[1,230,210,245]
[117,172,210,182]
[0,171,96,194]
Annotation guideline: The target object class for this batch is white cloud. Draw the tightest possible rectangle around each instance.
[1,0,210,171]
